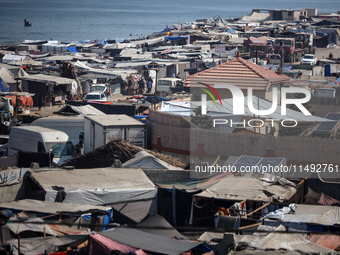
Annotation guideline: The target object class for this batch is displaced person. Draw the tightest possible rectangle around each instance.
[38,95,44,111]
[147,77,153,93]
[138,78,145,94]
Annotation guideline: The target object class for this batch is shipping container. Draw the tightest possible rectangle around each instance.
[84,114,146,153]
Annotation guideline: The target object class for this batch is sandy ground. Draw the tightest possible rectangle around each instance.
[314,46,340,60]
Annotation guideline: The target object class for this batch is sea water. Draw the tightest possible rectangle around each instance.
[0,0,339,45]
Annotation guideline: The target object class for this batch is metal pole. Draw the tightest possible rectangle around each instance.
[280,41,284,75]
[153,69,158,109]
[256,50,258,64]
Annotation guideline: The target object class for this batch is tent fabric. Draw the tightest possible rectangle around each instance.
[0,78,9,92]
[5,94,33,107]
[317,193,340,206]
[196,175,297,202]
[112,200,153,223]
[89,233,148,255]
[18,74,75,85]
[264,204,340,231]
[100,228,202,255]
[6,215,56,236]
[157,172,230,191]
[21,168,157,206]
[9,235,89,255]
[55,104,106,115]
[136,214,187,239]
[122,151,183,170]
[0,67,16,85]
[0,199,111,215]
[308,234,340,251]
[254,232,335,253]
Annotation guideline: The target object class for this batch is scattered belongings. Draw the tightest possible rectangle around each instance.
[61,139,188,169]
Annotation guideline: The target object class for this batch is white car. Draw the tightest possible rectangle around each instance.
[300,54,317,65]
[84,91,108,101]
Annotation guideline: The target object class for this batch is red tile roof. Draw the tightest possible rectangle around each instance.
[184,57,290,91]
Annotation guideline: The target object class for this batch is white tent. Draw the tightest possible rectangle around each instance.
[19,168,157,206]
[123,151,183,170]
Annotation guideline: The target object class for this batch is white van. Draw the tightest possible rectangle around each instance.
[31,116,84,147]
[7,126,77,166]
[157,78,182,94]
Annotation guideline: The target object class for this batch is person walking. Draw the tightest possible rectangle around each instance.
[38,94,44,111]
[138,78,145,95]
[147,77,153,93]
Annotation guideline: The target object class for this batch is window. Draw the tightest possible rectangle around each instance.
[38,142,46,153]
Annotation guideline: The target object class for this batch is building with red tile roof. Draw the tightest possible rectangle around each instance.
[184,57,290,101]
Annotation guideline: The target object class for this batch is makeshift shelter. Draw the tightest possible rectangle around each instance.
[264,204,340,231]
[122,151,184,170]
[254,232,336,254]
[17,168,157,222]
[136,214,188,239]
[61,139,188,169]
[1,55,29,64]
[9,234,88,255]
[0,199,111,216]
[98,228,203,255]
[0,67,17,91]
[17,74,76,106]
[54,104,105,116]
[196,175,297,202]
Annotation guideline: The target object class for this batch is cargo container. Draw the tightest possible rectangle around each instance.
[84,115,146,153]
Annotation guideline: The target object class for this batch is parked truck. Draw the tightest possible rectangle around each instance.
[273,38,304,63]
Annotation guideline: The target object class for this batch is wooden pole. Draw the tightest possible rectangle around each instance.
[18,233,21,254]
[242,202,271,219]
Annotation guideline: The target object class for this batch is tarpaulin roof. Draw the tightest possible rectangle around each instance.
[267,204,340,226]
[123,151,183,170]
[0,78,9,92]
[18,74,75,85]
[9,235,89,255]
[5,94,33,107]
[55,104,106,115]
[248,37,268,45]
[6,215,56,235]
[165,36,188,41]
[89,233,149,255]
[23,168,157,206]
[0,199,111,215]
[254,232,335,253]
[0,67,16,85]
[196,175,297,202]
[136,214,187,239]
[100,228,202,255]
[157,172,230,191]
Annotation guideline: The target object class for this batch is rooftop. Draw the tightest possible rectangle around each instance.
[184,57,290,90]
